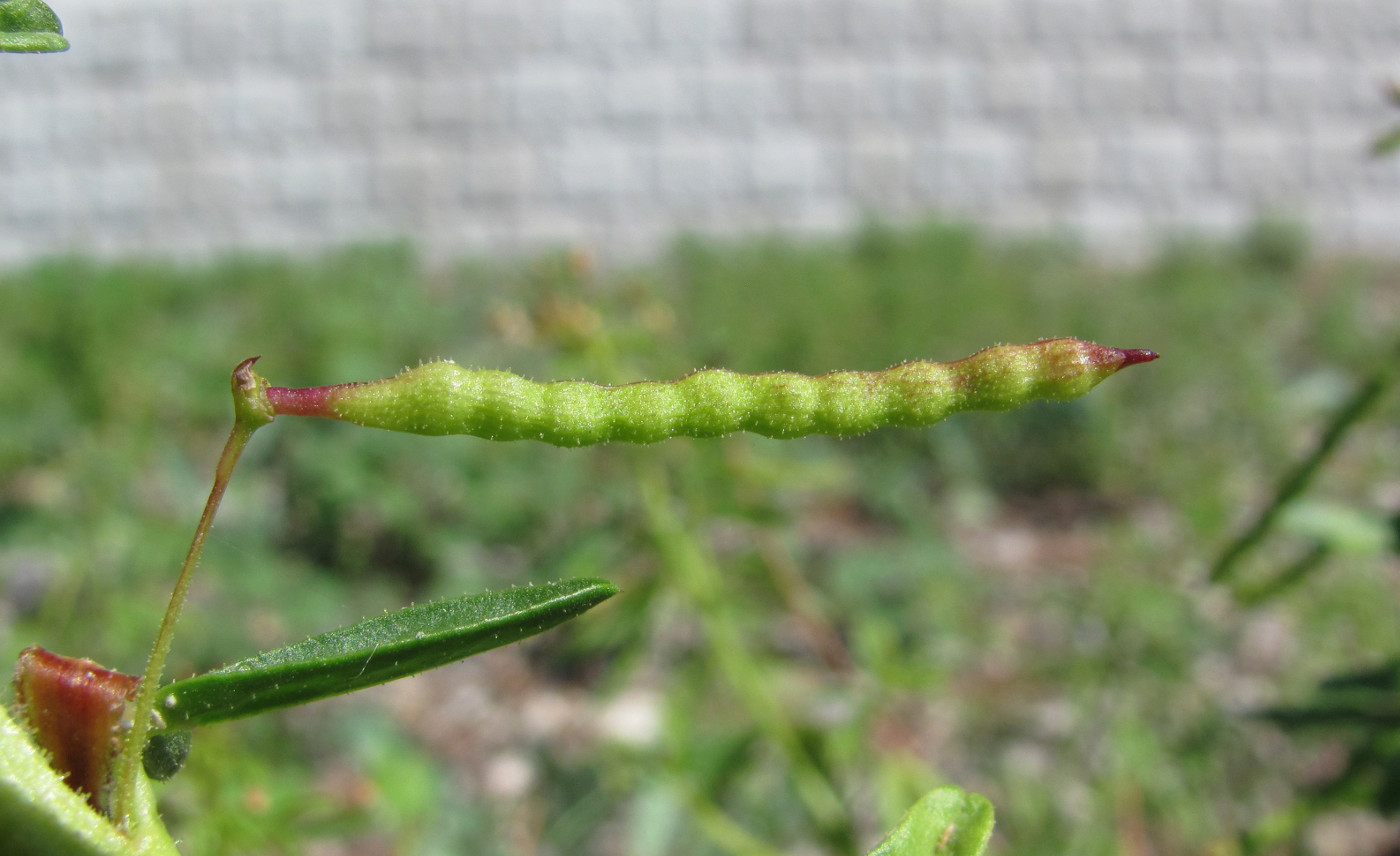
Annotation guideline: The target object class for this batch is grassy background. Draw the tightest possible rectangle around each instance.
[1,221,1398,855]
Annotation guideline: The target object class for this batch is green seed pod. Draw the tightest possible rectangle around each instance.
[264,338,1156,447]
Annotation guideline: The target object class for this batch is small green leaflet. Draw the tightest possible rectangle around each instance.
[157,579,617,728]
[866,787,995,856]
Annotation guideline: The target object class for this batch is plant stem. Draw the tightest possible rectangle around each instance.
[1211,348,1398,586]
[635,457,854,851]
[111,358,274,831]
[684,789,789,856]
[1234,543,1332,607]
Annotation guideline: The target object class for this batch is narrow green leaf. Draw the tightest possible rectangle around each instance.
[1320,659,1400,693]
[1260,660,1400,730]
[866,787,995,856]
[1280,499,1394,556]
[159,578,619,728]
[1261,693,1400,729]
[0,0,69,53]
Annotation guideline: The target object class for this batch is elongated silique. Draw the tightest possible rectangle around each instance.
[263,338,1157,446]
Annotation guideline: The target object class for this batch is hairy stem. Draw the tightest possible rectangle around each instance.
[111,359,274,830]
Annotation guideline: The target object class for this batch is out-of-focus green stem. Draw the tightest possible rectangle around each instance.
[684,789,789,856]
[1211,348,1398,587]
[111,359,274,830]
[635,458,852,850]
[1226,799,1315,856]
[1234,543,1332,607]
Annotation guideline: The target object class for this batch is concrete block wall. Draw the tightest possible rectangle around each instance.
[1,0,1398,265]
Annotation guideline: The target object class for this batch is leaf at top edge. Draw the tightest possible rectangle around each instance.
[0,0,69,53]
[159,578,619,728]
[1374,124,1400,158]
[866,787,995,856]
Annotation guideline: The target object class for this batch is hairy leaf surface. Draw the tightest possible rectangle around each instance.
[160,579,618,727]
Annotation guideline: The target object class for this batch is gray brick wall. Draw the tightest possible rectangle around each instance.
[2,0,1399,265]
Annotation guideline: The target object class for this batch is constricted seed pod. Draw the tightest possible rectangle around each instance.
[262,338,1157,447]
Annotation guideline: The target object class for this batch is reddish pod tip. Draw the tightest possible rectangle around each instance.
[233,356,261,391]
[1117,348,1160,367]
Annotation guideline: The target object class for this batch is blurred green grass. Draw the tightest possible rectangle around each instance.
[1,221,1397,855]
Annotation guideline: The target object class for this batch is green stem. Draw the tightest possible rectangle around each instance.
[635,458,853,850]
[1211,349,1398,586]
[683,788,789,856]
[111,359,274,831]
[1233,543,1332,607]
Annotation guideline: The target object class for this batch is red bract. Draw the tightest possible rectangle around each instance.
[13,646,140,816]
